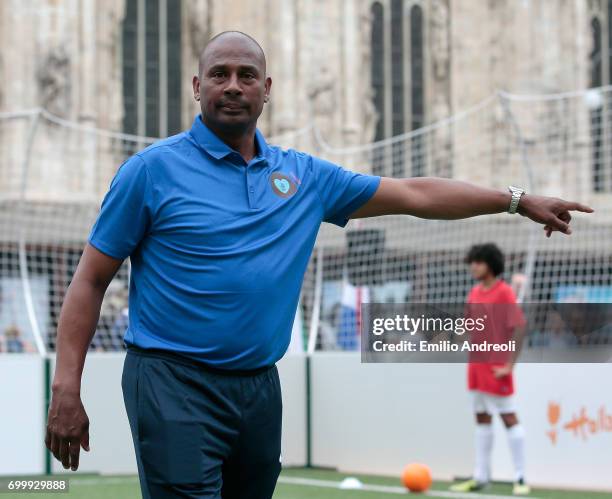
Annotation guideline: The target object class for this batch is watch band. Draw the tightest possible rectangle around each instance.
[508,186,525,214]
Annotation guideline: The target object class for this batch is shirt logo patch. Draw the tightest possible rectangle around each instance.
[274,178,290,194]
[270,172,297,198]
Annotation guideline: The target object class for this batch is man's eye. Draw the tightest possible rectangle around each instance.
[213,72,225,78]
[243,74,255,79]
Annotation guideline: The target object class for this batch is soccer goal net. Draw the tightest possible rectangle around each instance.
[309,87,612,352]
[0,87,610,355]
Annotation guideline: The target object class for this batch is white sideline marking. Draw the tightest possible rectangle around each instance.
[63,474,540,499]
[277,476,540,499]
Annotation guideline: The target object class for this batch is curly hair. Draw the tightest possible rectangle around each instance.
[465,243,505,277]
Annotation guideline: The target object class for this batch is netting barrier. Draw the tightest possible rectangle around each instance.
[0,86,610,355]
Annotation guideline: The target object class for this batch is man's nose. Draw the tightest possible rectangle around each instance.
[224,73,242,95]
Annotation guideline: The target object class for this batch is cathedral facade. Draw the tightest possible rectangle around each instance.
[0,0,610,195]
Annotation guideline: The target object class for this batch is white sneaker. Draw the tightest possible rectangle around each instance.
[513,480,531,495]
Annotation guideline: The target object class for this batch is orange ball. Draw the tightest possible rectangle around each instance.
[401,463,432,493]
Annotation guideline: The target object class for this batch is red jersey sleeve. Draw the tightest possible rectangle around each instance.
[504,286,527,330]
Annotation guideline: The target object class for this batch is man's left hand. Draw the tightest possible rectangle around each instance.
[518,194,594,237]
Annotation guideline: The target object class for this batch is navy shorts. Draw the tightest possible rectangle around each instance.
[121,346,282,499]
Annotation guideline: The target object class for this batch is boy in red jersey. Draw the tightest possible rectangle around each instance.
[450,243,530,495]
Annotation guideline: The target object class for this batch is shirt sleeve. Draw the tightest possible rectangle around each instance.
[311,156,381,228]
[504,287,527,329]
[88,155,154,260]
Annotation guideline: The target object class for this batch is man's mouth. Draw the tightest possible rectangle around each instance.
[219,102,246,111]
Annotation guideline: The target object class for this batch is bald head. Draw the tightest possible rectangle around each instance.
[192,30,272,138]
[198,31,266,77]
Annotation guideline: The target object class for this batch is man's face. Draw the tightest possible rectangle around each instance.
[194,36,271,134]
[470,261,491,281]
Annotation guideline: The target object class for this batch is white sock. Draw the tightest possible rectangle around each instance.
[507,424,526,482]
[473,423,493,484]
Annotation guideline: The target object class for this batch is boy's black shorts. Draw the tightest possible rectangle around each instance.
[121,345,282,499]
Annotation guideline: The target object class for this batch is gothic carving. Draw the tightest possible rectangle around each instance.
[587,0,603,14]
[432,91,452,177]
[37,46,71,117]
[186,0,212,57]
[429,0,452,176]
[430,0,450,81]
[360,6,377,144]
[308,65,335,139]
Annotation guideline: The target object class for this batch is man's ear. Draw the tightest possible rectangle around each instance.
[192,75,200,101]
[264,76,272,103]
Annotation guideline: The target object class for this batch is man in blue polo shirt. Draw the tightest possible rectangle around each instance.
[46,31,592,498]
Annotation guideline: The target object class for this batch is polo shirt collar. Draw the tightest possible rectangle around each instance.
[189,114,269,161]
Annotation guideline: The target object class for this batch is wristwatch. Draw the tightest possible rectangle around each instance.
[508,186,526,214]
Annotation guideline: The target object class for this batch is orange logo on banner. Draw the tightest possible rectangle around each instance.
[547,401,612,445]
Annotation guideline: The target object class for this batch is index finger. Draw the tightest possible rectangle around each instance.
[564,202,594,213]
[69,438,81,471]
[59,438,70,469]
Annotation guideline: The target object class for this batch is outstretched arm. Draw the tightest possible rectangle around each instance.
[350,177,593,237]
